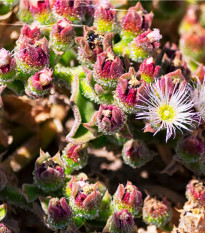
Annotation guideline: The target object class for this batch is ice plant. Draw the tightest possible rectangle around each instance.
[96,104,126,135]
[143,195,172,228]
[103,209,137,233]
[122,139,154,168]
[50,18,75,52]
[47,197,72,230]
[93,2,117,33]
[0,47,16,83]
[136,78,197,142]
[25,68,54,98]
[93,47,124,87]
[18,0,33,23]
[61,143,88,174]
[114,67,148,114]
[111,181,143,217]
[33,150,65,192]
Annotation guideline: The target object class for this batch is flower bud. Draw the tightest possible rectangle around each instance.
[61,143,88,174]
[53,0,84,23]
[68,180,102,219]
[120,2,153,40]
[176,133,205,164]
[50,18,75,52]
[112,181,142,217]
[179,5,199,35]
[47,197,72,229]
[34,150,65,192]
[18,25,41,45]
[15,37,49,75]
[93,47,124,87]
[96,104,126,135]
[103,209,137,233]
[179,28,205,67]
[143,195,172,228]
[18,0,33,23]
[122,139,153,168]
[93,2,117,33]
[186,178,205,207]
[178,201,205,233]
[130,29,162,62]
[29,0,52,25]
[194,64,205,83]
[160,42,191,81]
[25,68,54,99]
[0,48,16,83]
[0,223,11,233]
[75,26,113,66]
[139,57,160,83]
[114,67,148,114]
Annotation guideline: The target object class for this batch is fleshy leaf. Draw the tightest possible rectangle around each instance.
[66,75,97,144]
[22,184,45,202]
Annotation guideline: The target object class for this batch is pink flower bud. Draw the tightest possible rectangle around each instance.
[103,209,136,233]
[19,24,41,42]
[96,104,126,135]
[0,223,11,233]
[139,57,160,83]
[120,2,153,37]
[0,48,15,75]
[114,67,148,113]
[25,68,53,98]
[34,150,65,192]
[93,47,124,87]
[112,181,142,217]
[50,18,75,51]
[130,29,162,62]
[29,0,50,14]
[53,0,85,23]
[186,178,205,206]
[47,197,72,229]
[68,180,102,219]
[15,37,49,74]
[143,195,172,228]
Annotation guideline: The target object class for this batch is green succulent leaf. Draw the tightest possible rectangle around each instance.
[0,203,7,221]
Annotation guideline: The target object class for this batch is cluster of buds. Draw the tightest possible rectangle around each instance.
[111,181,142,217]
[93,2,117,33]
[33,150,65,192]
[122,139,154,168]
[61,143,88,174]
[0,223,11,233]
[63,177,102,219]
[143,195,172,229]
